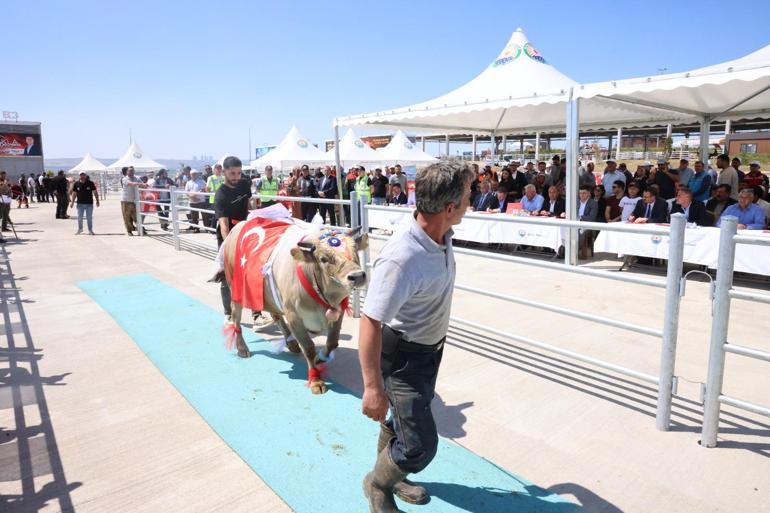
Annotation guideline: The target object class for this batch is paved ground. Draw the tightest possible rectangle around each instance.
[0,196,768,513]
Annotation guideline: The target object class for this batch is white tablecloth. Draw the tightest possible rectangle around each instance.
[367,208,565,251]
[594,226,770,276]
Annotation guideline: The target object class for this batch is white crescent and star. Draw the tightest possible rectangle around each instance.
[239,226,267,267]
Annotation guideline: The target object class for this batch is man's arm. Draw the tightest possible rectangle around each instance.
[69,187,76,207]
[93,185,100,207]
[218,217,230,239]
[359,314,389,422]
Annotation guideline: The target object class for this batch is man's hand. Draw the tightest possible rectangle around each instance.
[69,202,74,208]
[362,386,389,422]
[738,223,747,229]
[96,201,100,208]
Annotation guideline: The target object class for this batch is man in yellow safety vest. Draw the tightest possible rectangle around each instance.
[257,165,279,208]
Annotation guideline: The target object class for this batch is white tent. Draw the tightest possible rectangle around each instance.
[108,142,164,171]
[250,126,328,170]
[375,130,438,166]
[324,128,382,168]
[69,153,107,173]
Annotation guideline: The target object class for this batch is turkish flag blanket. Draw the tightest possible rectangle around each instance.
[226,216,294,311]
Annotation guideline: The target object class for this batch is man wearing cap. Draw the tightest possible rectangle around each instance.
[716,154,740,200]
[687,161,712,203]
[601,159,626,198]
[648,159,678,200]
[745,161,769,189]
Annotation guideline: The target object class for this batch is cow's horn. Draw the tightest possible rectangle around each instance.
[297,241,316,253]
[347,226,362,237]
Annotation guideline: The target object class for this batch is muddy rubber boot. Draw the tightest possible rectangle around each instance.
[363,448,406,513]
[377,424,430,505]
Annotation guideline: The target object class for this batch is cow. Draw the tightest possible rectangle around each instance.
[222,218,368,394]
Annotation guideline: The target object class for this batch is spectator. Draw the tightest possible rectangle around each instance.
[469,164,480,205]
[0,171,12,232]
[718,189,766,229]
[744,161,769,189]
[37,172,46,202]
[371,168,389,206]
[671,187,709,226]
[601,159,626,197]
[751,185,770,227]
[618,162,633,185]
[630,164,648,193]
[547,155,562,184]
[605,180,625,222]
[487,187,509,213]
[497,168,516,202]
[69,172,99,235]
[578,185,598,222]
[27,174,37,203]
[207,164,227,217]
[629,188,668,224]
[299,165,318,222]
[354,165,372,208]
[688,161,712,203]
[389,164,408,197]
[203,164,213,181]
[43,172,54,202]
[647,159,679,200]
[579,162,596,189]
[531,173,548,195]
[176,165,192,188]
[676,159,694,190]
[184,169,208,232]
[539,186,565,217]
[508,161,528,199]
[472,180,496,211]
[387,183,408,206]
[521,184,544,214]
[731,157,745,181]
[120,166,143,234]
[154,169,174,230]
[593,185,607,223]
[53,170,70,220]
[705,184,737,226]
[255,165,279,209]
[17,174,30,208]
[619,182,642,222]
[716,154,739,200]
[524,161,537,183]
[317,165,338,225]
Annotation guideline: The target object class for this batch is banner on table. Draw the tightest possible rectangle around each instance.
[0,132,43,157]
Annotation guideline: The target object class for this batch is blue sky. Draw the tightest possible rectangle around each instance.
[5,0,770,159]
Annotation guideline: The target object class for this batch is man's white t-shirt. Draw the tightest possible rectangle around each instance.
[619,196,641,222]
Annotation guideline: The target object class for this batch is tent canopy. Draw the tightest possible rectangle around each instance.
[325,128,382,167]
[108,142,164,170]
[375,130,438,166]
[250,126,327,170]
[69,152,107,173]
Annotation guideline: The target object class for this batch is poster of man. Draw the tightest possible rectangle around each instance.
[0,132,43,157]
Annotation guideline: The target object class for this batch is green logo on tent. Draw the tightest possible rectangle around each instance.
[297,139,309,148]
[524,43,546,64]
[492,43,522,67]
[133,152,142,158]
[354,140,365,148]
[404,141,413,149]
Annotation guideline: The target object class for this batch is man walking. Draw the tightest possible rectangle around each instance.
[52,170,70,219]
[317,165,338,225]
[121,166,143,235]
[359,161,473,513]
[70,172,100,234]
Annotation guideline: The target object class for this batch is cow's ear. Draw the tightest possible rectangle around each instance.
[354,233,369,252]
[291,241,316,262]
[346,226,362,238]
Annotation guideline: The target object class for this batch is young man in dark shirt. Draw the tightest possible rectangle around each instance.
[213,156,271,329]
[70,172,100,234]
[371,168,389,205]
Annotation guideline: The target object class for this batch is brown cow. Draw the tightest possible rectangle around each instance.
[223,221,367,394]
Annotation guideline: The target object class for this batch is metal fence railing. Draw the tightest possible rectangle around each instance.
[362,201,689,431]
[701,216,770,447]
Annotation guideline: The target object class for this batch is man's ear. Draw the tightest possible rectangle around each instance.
[291,241,316,262]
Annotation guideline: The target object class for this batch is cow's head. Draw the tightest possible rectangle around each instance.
[291,228,368,297]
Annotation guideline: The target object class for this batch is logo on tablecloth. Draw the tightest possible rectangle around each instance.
[493,43,522,67]
[524,43,546,64]
[296,139,309,148]
[518,229,527,237]
[650,235,662,244]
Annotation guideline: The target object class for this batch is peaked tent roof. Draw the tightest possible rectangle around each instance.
[336,28,691,134]
[69,152,107,173]
[375,130,438,166]
[325,128,383,167]
[250,126,328,170]
[108,142,164,170]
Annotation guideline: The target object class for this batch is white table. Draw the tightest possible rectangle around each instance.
[366,208,565,251]
[594,226,770,276]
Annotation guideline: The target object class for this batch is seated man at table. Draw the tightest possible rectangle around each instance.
[521,184,544,214]
[670,187,710,226]
[705,184,737,226]
[472,180,496,211]
[578,185,598,222]
[628,187,668,224]
[386,182,408,206]
[717,189,767,230]
[539,186,565,217]
[486,187,509,213]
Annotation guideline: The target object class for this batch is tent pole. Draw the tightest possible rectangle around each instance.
[333,122,346,226]
[535,131,540,162]
[421,136,425,152]
[615,127,622,160]
[565,89,580,266]
[472,134,477,161]
[501,135,507,157]
[699,116,711,167]
[445,134,450,157]
[491,131,497,159]
[519,136,524,154]
[724,119,731,136]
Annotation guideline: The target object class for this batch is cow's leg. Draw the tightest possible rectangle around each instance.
[231,302,250,359]
[285,315,326,394]
[320,315,343,362]
[273,314,301,354]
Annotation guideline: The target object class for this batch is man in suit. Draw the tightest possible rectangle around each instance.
[578,185,598,222]
[23,136,42,156]
[670,187,710,226]
[705,184,737,226]
[472,180,495,211]
[486,187,509,213]
[539,186,565,217]
[386,183,408,206]
[317,165,338,225]
[508,161,529,199]
[628,188,668,224]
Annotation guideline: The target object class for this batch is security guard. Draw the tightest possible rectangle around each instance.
[257,165,279,208]
[355,165,372,205]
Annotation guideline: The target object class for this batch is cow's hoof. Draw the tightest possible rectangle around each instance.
[286,339,301,353]
[309,380,327,394]
[237,348,250,358]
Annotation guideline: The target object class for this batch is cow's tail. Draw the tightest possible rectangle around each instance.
[222,323,241,351]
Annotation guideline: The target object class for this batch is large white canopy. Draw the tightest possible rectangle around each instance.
[250,126,327,170]
[325,128,382,167]
[375,130,438,166]
[336,28,696,134]
[69,152,107,173]
[108,142,164,170]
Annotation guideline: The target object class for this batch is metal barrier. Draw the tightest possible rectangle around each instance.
[361,201,689,431]
[701,216,770,447]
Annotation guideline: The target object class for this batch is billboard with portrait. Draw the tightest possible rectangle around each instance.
[0,132,43,157]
